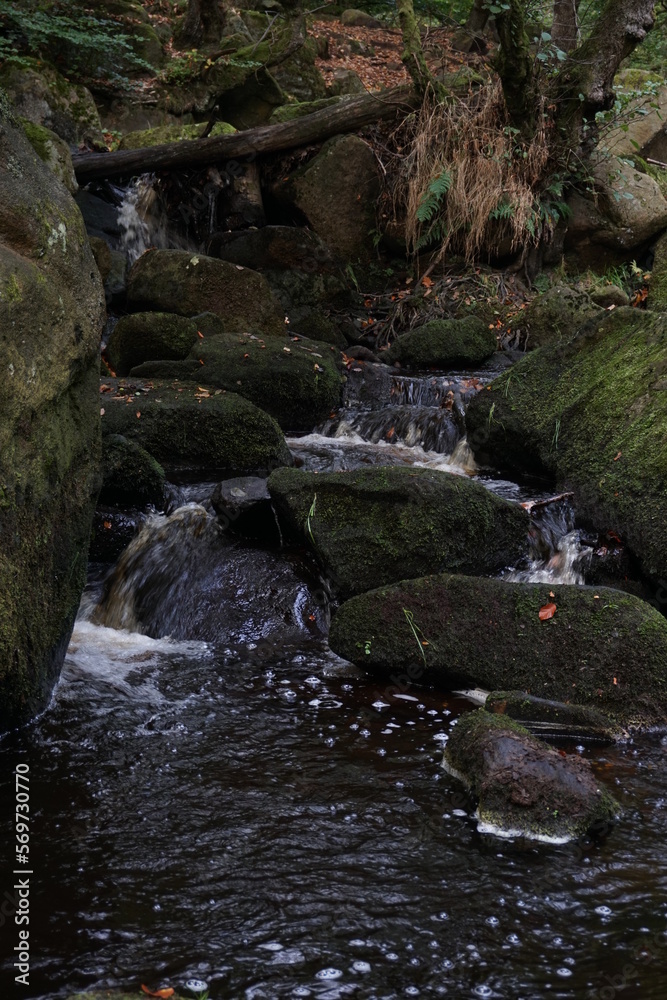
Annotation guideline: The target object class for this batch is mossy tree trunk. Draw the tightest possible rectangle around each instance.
[494,0,537,138]
[551,0,580,52]
[397,0,435,96]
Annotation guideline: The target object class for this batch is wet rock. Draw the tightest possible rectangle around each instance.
[89,237,113,283]
[90,507,146,562]
[107,312,200,375]
[100,378,292,476]
[328,574,667,726]
[590,284,630,309]
[130,328,342,434]
[385,317,497,367]
[126,249,286,335]
[649,229,667,311]
[268,466,529,598]
[75,188,122,242]
[520,286,602,349]
[465,307,667,581]
[19,118,78,193]
[271,134,380,261]
[0,58,104,147]
[212,476,279,542]
[0,97,105,730]
[444,709,619,843]
[345,345,379,362]
[484,692,619,743]
[100,434,165,508]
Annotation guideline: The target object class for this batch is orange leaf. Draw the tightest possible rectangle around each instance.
[421,276,434,287]
[613,450,622,461]
[539,602,557,621]
[136,411,141,418]
[141,987,174,998]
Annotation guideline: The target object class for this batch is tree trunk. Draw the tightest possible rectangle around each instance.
[397,0,435,96]
[466,0,491,33]
[180,0,227,48]
[551,0,580,52]
[494,0,536,136]
[72,87,419,182]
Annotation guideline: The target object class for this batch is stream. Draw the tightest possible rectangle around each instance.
[2,180,667,998]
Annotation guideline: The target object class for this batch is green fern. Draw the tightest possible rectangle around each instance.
[416,170,452,224]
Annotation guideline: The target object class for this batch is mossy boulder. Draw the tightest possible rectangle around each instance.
[649,229,667,311]
[269,96,342,123]
[130,328,343,433]
[444,709,619,843]
[100,434,165,507]
[271,134,380,261]
[0,59,104,147]
[118,120,235,150]
[106,312,200,375]
[126,249,286,335]
[271,37,328,102]
[385,317,497,368]
[465,307,667,581]
[19,118,77,193]
[268,466,529,598]
[0,100,105,731]
[328,574,667,726]
[100,378,292,475]
[89,237,113,283]
[520,286,602,349]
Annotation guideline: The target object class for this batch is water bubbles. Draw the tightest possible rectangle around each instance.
[184,980,208,995]
[316,968,343,980]
[372,700,390,710]
[386,952,399,961]
[405,988,420,996]
[381,728,394,735]
[293,988,311,997]
[351,960,371,973]
[485,916,500,927]
[556,967,573,977]
[452,809,467,818]
[473,986,493,998]
[595,905,613,916]
[432,732,449,744]
[505,934,521,946]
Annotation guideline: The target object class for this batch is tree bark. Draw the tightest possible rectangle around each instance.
[494,0,536,136]
[72,87,419,182]
[180,0,227,48]
[397,0,435,96]
[551,0,580,52]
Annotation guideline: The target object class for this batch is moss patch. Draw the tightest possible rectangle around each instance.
[118,120,235,150]
[385,316,497,367]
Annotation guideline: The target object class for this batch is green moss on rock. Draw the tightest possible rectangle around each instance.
[269,96,341,123]
[268,466,529,598]
[118,120,235,150]
[107,312,200,375]
[445,709,619,842]
[130,327,343,433]
[328,574,667,726]
[100,378,292,475]
[385,317,497,367]
[100,434,165,507]
[465,307,667,581]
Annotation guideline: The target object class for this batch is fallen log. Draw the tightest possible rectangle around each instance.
[72,86,418,183]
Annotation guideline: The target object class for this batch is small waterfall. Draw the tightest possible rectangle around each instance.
[117,173,171,263]
[325,404,465,454]
[505,495,593,585]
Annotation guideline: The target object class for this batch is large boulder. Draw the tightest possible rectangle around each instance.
[268,466,529,598]
[465,307,667,581]
[328,574,667,726]
[606,78,667,162]
[130,327,343,433]
[100,378,292,475]
[519,286,602,350]
[0,59,104,147]
[649,229,667,311]
[444,710,619,842]
[100,434,165,508]
[271,38,328,102]
[385,317,497,367]
[271,135,380,261]
[126,249,286,335]
[106,312,200,375]
[19,119,77,193]
[0,95,105,731]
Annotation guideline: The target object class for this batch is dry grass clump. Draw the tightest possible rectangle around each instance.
[393,81,555,264]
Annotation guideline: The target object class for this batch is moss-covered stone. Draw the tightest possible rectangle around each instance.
[385,317,497,368]
[328,574,667,726]
[649,229,667,311]
[100,434,165,507]
[107,312,200,375]
[89,236,113,282]
[126,249,286,335]
[269,96,342,122]
[0,59,104,147]
[100,378,292,475]
[19,118,78,193]
[130,327,342,433]
[444,709,619,842]
[118,120,235,150]
[520,285,602,349]
[268,466,529,598]
[465,307,667,581]
[0,106,105,731]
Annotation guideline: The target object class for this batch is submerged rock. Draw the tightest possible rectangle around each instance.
[130,327,342,434]
[444,709,619,843]
[268,466,529,598]
[484,691,619,743]
[385,317,497,367]
[101,378,292,475]
[328,574,667,726]
[0,97,105,730]
[465,307,667,581]
[126,249,285,336]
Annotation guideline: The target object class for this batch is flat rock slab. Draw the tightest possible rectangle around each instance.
[100,378,291,476]
[444,709,619,843]
[268,466,529,598]
[328,574,667,726]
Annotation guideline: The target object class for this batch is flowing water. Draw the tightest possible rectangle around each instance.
[2,364,666,1000]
